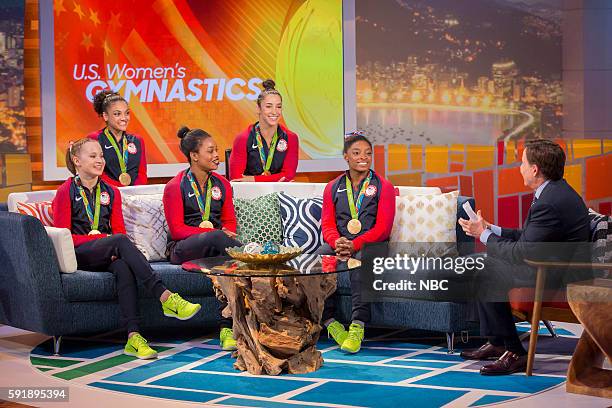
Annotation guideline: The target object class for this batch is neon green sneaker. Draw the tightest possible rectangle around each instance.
[162,293,201,320]
[341,323,364,353]
[124,333,157,359]
[327,320,348,347]
[220,328,237,351]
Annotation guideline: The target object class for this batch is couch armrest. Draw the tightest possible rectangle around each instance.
[44,227,77,273]
[456,196,475,256]
[0,212,70,334]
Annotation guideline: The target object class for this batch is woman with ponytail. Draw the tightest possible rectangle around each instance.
[52,138,201,359]
[87,90,147,186]
[229,79,299,182]
[163,126,241,350]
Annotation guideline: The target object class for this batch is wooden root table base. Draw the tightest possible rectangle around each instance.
[566,279,612,398]
[210,274,337,375]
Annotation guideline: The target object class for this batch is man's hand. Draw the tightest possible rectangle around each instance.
[458,210,488,238]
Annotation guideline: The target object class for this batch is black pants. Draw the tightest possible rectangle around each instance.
[473,255,535,351]
[76,234,167,334]
[317,243,370,324]
[169,230,242,329]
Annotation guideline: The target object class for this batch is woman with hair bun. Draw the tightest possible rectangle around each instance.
[229,79,299,182]
[87,89,147,186]
[163,126,241,350]
[53,137,201,360]
[318,132,396,354]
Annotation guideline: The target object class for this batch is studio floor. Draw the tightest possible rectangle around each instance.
[0,322,609,408]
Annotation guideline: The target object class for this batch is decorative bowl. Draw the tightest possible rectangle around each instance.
[226,245,303,265]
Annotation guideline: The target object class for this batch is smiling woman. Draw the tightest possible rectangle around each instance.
[51,136,201,359]
[86,90,148,186]
[229,79,299,182]
[162,126,242,351]
[317,132,397,354]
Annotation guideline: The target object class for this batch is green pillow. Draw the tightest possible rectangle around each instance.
[234,192,283,245]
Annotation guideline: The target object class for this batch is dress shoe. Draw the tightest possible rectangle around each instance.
[460,342,505,360]
[480,351,527,376]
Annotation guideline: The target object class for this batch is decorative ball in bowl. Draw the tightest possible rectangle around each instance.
[226,242,303,265]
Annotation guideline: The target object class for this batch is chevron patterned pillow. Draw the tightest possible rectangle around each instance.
[278,192,324,254]
[121,194,169,261]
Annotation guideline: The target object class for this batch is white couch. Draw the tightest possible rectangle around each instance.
[8,182,441,210]
[4,181,478,353]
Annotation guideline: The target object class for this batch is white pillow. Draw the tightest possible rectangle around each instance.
[44,226,77,273]
[391,190,459,257]
[121,194,168,261]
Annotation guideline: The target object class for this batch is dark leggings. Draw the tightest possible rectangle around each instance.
[75,234,167,334]
[169,230,242,329]
[316,243,370,324]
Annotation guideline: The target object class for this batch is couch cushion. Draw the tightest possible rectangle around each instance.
[278,192,324,253]
[391,190,459,257]
[61,262,215,302]
[122,194,168,261]
[508,288,570,313]
[235,192,283,245]
[61,270,117,301]
[589,209,611,268]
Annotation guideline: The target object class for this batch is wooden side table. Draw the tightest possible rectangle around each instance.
[566,278,612,398]
[183,255,358,375]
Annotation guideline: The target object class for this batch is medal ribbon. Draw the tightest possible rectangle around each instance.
[104,128,128,174]
[346,170,372,220]
[254,123,279,173]
[76,176,101,231]
[187,170,212,223]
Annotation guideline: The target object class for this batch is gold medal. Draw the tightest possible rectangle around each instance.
[347,219,362,234]
[347,258,361,269]
[119,172,131,186]
[89,229,101,235]
[199,220,214,229]
[263,170,271,176]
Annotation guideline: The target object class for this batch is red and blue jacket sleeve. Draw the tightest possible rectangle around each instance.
[321,180,341,249]
[163,174,213,241]
[134,134,148,185]
[254,129,299,182]
[110,186,127,234]
[352,178,396,252]
[229,129,249,181]
[52,178,108,247]
[219,177,237,233]
[87,130,122,187]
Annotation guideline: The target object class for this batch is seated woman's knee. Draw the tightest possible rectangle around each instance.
[108,233,136,250]
[198,229,227,243]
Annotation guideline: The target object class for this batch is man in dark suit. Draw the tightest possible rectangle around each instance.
[458,139,589,375]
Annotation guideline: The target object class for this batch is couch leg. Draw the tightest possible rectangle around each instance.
[446,332,455,354]
[542,320,557,338]
[53,336,62,356]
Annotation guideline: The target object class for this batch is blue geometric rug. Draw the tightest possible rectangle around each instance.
[30,323,578,407]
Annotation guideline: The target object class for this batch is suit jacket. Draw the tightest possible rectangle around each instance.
[486,179,590,265]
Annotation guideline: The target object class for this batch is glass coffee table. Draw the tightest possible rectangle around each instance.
[182,254,360,375]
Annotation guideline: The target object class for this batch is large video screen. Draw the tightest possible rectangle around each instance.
[40,0,346,179]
